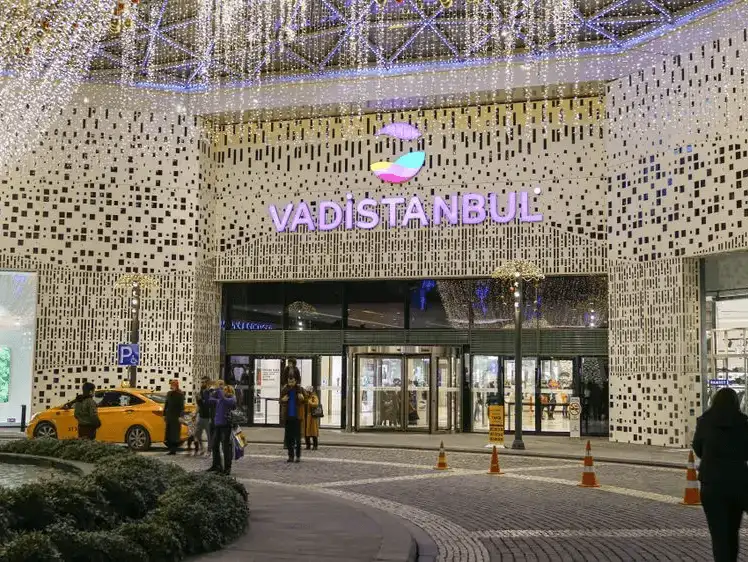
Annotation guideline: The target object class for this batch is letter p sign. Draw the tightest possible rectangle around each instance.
[117,344,140,367]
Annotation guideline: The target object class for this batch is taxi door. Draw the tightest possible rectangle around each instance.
[95,391,138,443]
[54,401,80,439]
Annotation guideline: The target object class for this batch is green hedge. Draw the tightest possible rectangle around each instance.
[0,440,249,562]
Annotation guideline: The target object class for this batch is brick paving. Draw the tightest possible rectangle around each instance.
[242,428,693,467]
[155,444,746,561]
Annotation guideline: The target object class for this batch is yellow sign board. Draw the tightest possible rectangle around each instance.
[488,405,504,445]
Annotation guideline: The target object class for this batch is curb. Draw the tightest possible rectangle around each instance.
[246,439,687,470]
[0,452,93,476]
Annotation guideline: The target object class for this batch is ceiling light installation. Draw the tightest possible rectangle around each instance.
[0,0,113,170]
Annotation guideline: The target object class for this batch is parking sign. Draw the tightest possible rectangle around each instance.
[117,344,140,366]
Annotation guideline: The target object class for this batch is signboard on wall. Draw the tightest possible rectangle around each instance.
[269,191,543,233]
[569,396,581,439]
[117,344,140,367]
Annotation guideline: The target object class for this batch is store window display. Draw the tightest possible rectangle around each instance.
[471,356,499,431]
[539,359,574,432]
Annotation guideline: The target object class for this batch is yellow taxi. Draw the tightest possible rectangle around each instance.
[26,385,194,451]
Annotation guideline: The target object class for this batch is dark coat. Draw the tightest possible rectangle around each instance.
[693,409,748,486]
[164,390,185,445]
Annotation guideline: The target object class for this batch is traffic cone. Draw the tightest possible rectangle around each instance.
[487,445,504,475]
[579,440,600,488]
[433,441,449,470]
[681,450,701,506]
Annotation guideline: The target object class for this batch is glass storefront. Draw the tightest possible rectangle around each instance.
[319,356,343,429]
[469,355,607,435]
[224,276,608,331]
[703,252,748,412]
[222,277,608,435]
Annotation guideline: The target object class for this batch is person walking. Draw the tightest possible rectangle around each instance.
[195,378,212,456]
[280,372,306,462]
[208,382,236,475]
[73,382,100,439]
[693,387,748,562]
[164,379,185,455]
[303,386,320,450]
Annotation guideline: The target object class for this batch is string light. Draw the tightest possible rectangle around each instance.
[0,0,113,170]
[0,0,737,164]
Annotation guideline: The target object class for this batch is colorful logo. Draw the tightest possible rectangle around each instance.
[371,122,425,184]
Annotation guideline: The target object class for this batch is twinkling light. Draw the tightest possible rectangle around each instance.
[0,0,114,170]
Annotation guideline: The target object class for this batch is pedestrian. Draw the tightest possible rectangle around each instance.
[693,387,748,562]
[280,372,306,463]
[164,379,185,455]
[208,382,236,475]
[303,386,320,451]
[73,382,100,439]
[182,409,201,456]
[195,378,212,456]
[282,358,301,386]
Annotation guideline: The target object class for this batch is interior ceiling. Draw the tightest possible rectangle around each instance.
[92,0,733,90]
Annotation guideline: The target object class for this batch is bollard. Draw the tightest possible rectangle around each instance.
[20,404,27,432]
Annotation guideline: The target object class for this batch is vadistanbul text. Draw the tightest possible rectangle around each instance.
[269,191,543,233]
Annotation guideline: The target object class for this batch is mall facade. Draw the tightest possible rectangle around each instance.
[0,7,747,448]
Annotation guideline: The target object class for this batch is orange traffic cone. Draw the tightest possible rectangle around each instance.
[579,440,600,488]
[487,445,504,475]
[681,450,701,506]
[433,441,449,470]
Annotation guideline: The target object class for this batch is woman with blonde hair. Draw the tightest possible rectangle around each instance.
[303,386,320,450]
[208,380,236,475]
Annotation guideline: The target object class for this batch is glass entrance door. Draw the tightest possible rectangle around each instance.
[437,356,459,431]
[406,356,430,429]
[356,356,404,429]
[355,354,432,431]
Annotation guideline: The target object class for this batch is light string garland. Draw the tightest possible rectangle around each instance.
[0,0,114,170]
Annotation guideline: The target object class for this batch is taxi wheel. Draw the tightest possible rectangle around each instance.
[126,425,151,452]
[33,422,58,439]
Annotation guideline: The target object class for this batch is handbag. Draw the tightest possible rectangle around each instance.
[229,408,247,426]
[311,404,324,418]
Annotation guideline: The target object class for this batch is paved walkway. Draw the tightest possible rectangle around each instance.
[191,478,425,562]
[160,444,729,562]
[242,428,692,468]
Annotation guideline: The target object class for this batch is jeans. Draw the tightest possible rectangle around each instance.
[284,418,301,460]
[211,425,233,474]
[194,417,211,451]
[702,483,747,562]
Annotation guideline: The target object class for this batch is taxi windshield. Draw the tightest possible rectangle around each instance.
[142,393,167,404]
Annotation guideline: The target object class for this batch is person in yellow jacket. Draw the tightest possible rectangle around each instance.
[303,386,320,450]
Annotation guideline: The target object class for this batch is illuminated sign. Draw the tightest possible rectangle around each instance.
[269,191,543,233]
[371,122,425,184]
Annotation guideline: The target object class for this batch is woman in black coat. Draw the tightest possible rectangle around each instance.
[164,379,185,455]
[693,387,748,562]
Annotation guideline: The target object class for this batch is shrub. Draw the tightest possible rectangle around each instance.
[0,440,249,561]
[118,516,184,562]
[156,477,250,554]
[87,455,184,519]
[0,478,116,534]
[0,532,61,562]
[0,438,131,464]
[46,523,148,562]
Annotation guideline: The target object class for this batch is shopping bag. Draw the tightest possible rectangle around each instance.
[233,428,247,461]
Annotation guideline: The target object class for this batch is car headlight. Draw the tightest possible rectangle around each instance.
[28,412,40,424]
